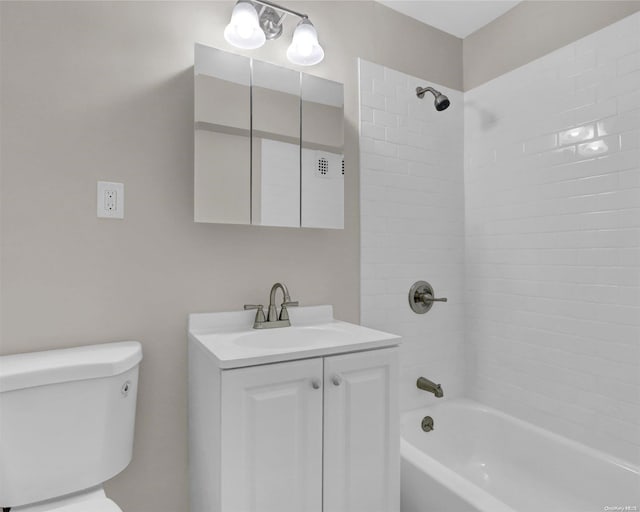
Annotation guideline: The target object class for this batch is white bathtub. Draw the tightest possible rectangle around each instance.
[401,399,640,512]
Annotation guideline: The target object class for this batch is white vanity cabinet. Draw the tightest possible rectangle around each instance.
[323,348,399,512]
[188,306,400,512]
[220,358,324,512]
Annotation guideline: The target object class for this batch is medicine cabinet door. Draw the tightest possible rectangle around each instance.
[194,44,251,224]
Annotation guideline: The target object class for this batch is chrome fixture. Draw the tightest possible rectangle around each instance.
[259,4,285,40]
[243,304,267,328]
[267,282,297,322]
[224,0,324,66]
[416,85,450,111]
[421,416,435,432]
[244,282,299,329]
[417,376,444,398]
[408,281,448,314]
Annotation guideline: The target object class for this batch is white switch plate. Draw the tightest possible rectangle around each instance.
[97,181,124,219]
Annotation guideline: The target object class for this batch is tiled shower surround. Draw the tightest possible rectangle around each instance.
[360,12,640,463]
[359,59,466,412]
[465,13,640,463]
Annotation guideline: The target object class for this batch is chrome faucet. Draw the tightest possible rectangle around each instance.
[244,282,298,329]
[268,283,293,322]
[417,377,444,398]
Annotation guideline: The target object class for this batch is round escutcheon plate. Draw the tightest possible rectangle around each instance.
[408,280,435,314]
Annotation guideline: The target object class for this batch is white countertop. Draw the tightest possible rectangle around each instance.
[188,305,401,369]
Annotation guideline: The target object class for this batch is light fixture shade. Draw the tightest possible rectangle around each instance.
[224,1,266,50]
[286,19,324,66]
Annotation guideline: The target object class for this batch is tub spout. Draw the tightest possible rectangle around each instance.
[417,377,444,398]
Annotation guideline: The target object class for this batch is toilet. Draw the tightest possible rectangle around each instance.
[0,341,142,511]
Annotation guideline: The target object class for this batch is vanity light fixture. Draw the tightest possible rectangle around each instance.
[224,0,266,49]
[287,19,324,66]
[224,0,325,66]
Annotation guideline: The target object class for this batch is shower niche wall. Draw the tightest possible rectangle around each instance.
[194,44,344,229]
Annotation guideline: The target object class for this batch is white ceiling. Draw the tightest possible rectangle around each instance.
[378,1,522,39]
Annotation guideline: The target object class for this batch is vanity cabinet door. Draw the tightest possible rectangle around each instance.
[220,359,323,512]
[323,347,400,512]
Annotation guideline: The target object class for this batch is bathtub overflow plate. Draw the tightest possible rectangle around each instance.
[421,416,434,432]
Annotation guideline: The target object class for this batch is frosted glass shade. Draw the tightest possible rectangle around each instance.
[286,20,324,66]
[224,1,266,50]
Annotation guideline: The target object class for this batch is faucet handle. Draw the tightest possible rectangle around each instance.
[409,281,447,314]
[244,305,266,327]
[278,301,298,321]
[419,293,448,304]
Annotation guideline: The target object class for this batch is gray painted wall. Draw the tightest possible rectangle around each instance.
[0,2,460,510]
[464,0,640,90]
[1,0,636,509]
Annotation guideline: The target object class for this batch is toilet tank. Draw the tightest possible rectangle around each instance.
[0,341,142,508]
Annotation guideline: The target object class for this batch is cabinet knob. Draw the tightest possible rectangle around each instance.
[311,379,321,390]
[331,374,342,386]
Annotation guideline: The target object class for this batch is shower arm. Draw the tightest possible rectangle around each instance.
[416,86,437,98]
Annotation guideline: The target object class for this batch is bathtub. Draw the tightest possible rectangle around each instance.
[401,399,640,512]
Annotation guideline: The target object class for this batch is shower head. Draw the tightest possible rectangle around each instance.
[416,86,450,111]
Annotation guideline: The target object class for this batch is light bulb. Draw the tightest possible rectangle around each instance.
[237,21,253,39]
[287,19,324,66]
[293,27,314,56]
[224,1,266,50]
[298,42,313,57]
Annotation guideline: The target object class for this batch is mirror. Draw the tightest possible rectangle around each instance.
[194,44,251,224]
[251,61,301,227]
[301,75,344,229]
[193,45,344,229]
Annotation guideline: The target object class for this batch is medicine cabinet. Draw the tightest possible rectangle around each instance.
[194,44,344,229]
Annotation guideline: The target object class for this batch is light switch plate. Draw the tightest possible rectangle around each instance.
[97,181,124,219]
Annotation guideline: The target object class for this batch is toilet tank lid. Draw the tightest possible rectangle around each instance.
[0,341,142,392]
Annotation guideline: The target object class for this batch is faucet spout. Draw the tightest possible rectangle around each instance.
[417,377,444,398]
[248,282,298,329]
[268,283,291,322]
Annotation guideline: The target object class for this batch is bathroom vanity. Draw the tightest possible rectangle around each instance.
[188,306,400,512]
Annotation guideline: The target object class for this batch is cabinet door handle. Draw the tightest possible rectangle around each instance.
[311,379,322,390]
[331,374,342,386]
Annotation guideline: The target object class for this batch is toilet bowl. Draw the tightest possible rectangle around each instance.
[0,341,142,511]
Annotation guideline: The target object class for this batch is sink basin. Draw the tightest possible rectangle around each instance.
[188,305,401,369]
[234,326,352,350]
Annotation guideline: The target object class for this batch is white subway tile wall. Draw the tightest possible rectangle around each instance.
[464,12,640,464]
[359,12,640,464]
[359,59,466,412]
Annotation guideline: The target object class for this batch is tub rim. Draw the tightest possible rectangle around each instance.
[401,398,639,473]
[401,437,517,512]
